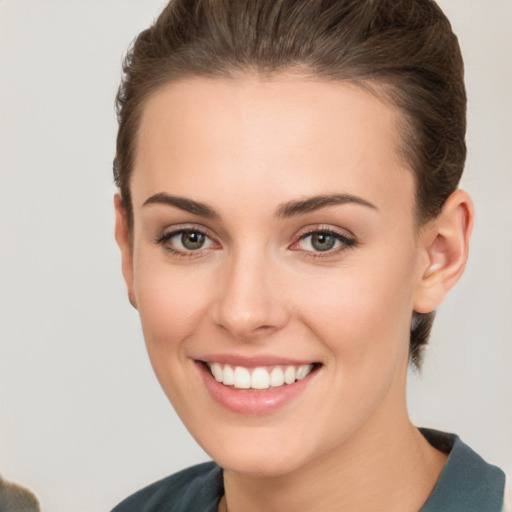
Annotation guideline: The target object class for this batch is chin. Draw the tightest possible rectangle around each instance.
[214,447,309,477]
[191,422,319,477]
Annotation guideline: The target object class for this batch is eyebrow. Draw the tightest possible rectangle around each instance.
[142,191,377,220]
[276,194,378,218]
[143,192,220,219]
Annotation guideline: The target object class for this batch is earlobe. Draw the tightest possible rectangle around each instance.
[114,194,138,310]
[414,189,474,314]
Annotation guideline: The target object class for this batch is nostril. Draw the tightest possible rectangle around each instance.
[215,321,277,340]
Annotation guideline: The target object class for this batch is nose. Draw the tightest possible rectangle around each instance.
[211,249,290,340]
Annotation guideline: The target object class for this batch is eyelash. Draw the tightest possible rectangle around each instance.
[154,227,219,259]
[154,225,357,259]
[291,227,357,259]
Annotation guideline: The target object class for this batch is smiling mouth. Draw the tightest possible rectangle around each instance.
[203,362,322,390]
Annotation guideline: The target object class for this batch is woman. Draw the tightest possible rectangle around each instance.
[110,0,507,510]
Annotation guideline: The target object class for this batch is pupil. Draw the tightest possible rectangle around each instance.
[311,233,336,252]
[182,231,205,250]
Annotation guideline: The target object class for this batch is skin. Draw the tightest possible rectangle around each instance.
[115,75,473,512]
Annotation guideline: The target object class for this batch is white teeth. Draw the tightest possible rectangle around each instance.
[284,366,296,385]
[233,366,251,389]
[269,367,285,387]
[251,367,270,390]
[211,362,223,382]
[208,362,315,390]
[223,365,234,386]
[296,364,312,380]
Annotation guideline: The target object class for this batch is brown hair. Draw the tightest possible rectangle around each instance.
[113,0,466,368]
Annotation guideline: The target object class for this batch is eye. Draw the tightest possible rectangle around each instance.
[155,228,218,256]
[176,230,207,250]
[290,228,356,256]
[302,232,339,252]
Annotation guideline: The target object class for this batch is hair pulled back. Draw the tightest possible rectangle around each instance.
[114,0,467,368]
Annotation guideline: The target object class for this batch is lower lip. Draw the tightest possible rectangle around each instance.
[197,362,318,415]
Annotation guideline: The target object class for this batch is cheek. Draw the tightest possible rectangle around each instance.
[298,252,418,366]
[132,261,219,417]
[133,256,214,361]
[288,256,417,443]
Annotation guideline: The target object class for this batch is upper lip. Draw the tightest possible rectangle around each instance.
[196,354,319,368]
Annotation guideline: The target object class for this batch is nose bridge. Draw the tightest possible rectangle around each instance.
[213,243,288,339]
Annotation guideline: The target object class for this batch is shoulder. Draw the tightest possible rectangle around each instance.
[110,461,223,512]
[419,428,506,512]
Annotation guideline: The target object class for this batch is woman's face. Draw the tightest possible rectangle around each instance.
[118,75,430,476]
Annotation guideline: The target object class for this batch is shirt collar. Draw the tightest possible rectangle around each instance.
[419,428,505,512]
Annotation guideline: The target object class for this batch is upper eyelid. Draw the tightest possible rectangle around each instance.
[299,228,349,238]
[294,224,355,240]
[157,223,217,240]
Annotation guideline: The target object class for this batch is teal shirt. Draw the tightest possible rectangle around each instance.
[111,429,505,512]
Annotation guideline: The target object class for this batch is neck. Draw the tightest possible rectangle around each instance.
[222,393,447,512]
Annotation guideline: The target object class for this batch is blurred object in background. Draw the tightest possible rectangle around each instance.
[0,475,40,512]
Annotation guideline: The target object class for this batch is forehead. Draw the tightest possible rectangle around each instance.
[132,74,414,218]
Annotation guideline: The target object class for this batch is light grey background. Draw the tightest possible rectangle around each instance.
[0,1,510,511]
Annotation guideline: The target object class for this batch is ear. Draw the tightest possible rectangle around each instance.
[413,189,474,314]
[114,194,137,309]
